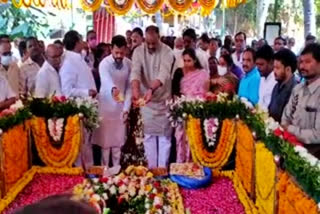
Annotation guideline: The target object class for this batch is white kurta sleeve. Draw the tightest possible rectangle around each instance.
[60,62,88,97]
[157,47,174,85]
[99,60,115,99]
[123,60,132,112]
[130,47,142,82]
[35,70,48,98]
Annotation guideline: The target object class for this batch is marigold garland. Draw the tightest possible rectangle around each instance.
[33,0,45,7]
[235,120,255,198]
[213,170,258,214]
[255,142,276,214]
[1,123,29,193]
[136,0,164,14]
[186,116,236,168]
[80,0,102,12]
[107,0,134,15]
[31,116,81,168]
[198,0,217,14]
[277,171,318,214]
[167,182,185,214]
[12,0,23,8]
[0,166,83,213]
[166,0,193,13]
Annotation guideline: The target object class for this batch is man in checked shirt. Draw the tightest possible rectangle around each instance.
[282,43,320,158]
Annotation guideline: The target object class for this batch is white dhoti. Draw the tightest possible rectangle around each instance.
[144,134,171,168]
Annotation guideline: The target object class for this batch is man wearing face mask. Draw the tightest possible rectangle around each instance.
[0,40,22,95]
[20,37,44,95]
[131,25,174,168]
[34,44,63,98]
[86,30,97,69]
[173,37,184,69]
[94,35,131,167]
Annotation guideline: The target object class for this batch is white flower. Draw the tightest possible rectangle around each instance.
[145,203,151,209]
[92,178,99,183]
[119,185,127,194]
[294,146,308,154]
[0,129,2,135]
[274,155,280,163]
[10,100,24,110]
[307,156,319,166]
[110,185,117,195]
[240,97,254,109]
[182,113,187,118]
[48,118,64,142]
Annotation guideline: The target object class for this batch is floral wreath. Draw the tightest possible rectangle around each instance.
[136,0,164,14]
[107,0,134,15]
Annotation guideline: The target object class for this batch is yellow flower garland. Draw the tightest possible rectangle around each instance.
[107,0,135,16]
[31,116,81,168]
[255,142,276,214]
[12,0,23,8]
[277,171,318,214]
[166,0,193,13]
[0,166,83,213]
[33,0,45,7]
[214,170,258,214]
[136,0,164,14]
[186,116,236,168]
[80,0,103,12]
[168,182,185,214]
[198,0,217,14]
[1,123,29,193]
[235,120,255,198]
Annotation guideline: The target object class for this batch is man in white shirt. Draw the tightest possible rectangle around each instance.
[182,28,209,72]
[60,30,97,98]
[35,44,63,98]
[94,35,131,167]
[0,39,23,95]
[20,37,44,95]
[60,30,97,168]
[0,74,16,111]
[256,45,277,110]
[232,32,246,71]
[131,26,174,168]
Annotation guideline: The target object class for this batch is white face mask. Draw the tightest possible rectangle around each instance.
[173,48,183,56]
[1,55,12,66]
[217,65,228,76]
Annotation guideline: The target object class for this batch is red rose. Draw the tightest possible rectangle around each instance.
[153,181,160,188]
[117,180,124,186]
[117,196,125,204]
[273,128,283,137]
[60,96,67,102]
[99,177,108,183]
[155,204,162,209]
[52,96,59,103]
[149,193,156,200]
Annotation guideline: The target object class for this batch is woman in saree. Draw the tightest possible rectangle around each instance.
[173,48,210,163]
[209,54,239,97]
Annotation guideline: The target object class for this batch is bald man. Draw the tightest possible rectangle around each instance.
[34,44,63,97]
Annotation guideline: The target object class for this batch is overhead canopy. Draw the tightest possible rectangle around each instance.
[2,0,246,16]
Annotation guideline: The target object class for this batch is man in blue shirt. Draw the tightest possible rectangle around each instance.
[238,48,261,105]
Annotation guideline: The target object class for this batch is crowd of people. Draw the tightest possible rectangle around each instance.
[0,25,319,171]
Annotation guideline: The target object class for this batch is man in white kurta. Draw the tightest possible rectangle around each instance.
[59,30,97,168]
[94,35,131,167]
[131,26,174,168]
[0,73,16,111]
[35,44,63,98]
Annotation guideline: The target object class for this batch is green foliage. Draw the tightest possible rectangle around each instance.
[0,108,32,131]
[0,4,51,39]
